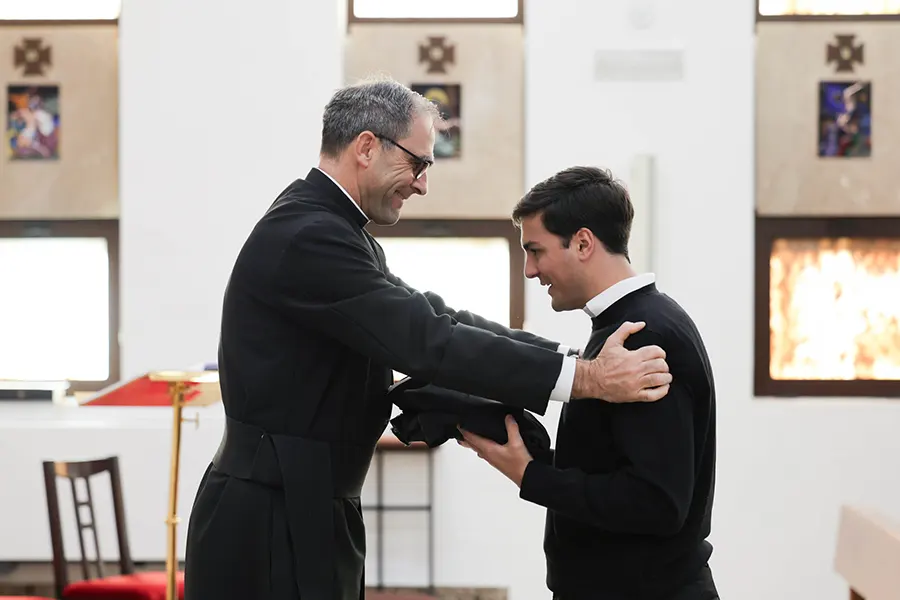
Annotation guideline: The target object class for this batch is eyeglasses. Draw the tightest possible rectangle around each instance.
[375,134,433,180]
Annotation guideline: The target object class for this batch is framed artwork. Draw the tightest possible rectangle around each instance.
[411,83,461,159]
[818,81,871,158]
[7,84,60,160]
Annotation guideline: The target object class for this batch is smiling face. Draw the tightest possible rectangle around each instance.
[358,113,435,225]
[520,213,595,312]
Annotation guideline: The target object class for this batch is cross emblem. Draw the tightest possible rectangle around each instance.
[418,36,455,74]
[826,34,864,73]
[13,38,52,76]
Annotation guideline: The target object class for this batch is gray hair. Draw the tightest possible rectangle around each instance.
[320,75,441,158]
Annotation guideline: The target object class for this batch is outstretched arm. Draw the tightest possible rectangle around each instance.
[384,269,573,354]
[274,215,564,413]
[273,215,669,409]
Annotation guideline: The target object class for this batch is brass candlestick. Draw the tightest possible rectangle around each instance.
[149,371,219,600]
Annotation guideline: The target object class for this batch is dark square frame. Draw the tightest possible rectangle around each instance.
[754,215,900,398]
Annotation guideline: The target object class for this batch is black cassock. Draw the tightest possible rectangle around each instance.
[183,168,568,600]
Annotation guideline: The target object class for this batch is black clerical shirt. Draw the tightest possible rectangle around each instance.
[519,277,717,599]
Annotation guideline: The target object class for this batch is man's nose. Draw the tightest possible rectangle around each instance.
[524,260,538,279]
[412,172,428,195]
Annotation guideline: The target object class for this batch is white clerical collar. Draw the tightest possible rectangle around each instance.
[583,273,656,318]
[314,167,370,223]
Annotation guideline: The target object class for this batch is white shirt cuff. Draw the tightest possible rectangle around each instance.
[556,344,570,355]
[549,355,576,403]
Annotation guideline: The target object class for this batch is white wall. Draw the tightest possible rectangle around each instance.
[119,0,345,377]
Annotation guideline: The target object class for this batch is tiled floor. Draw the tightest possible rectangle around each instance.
[0,562,507,599]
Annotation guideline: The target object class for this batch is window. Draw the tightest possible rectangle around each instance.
[369,220,525,382]
[758,0,900,18]
[0,0,120,21]
[0,221,119,392]
[370,220,523,327]
[350,0,521,22]
[377,236,511,326]
[754,216,900,398]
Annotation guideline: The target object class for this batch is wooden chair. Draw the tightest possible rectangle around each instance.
[42,456,184,600]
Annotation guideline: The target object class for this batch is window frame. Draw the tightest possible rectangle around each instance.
[0,219,120,393]
[348,0,523,24]
[756,0,900,21]
[0,19,117,24]
[368,219,526,329]
[754,216,900,398]
[0,0,120,23]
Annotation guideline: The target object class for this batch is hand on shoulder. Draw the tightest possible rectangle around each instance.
[572,321,671,403]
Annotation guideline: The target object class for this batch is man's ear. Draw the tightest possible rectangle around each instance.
[573,228,595,258]
[354,131,378,168]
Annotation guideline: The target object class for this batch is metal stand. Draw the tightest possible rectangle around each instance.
[79,369,217,600]
[164,381,186,600]
[157,376,202,600]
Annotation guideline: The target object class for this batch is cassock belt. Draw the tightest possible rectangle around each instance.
[212,416,375,599]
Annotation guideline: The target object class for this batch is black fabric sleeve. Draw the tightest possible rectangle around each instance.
[530,447,556,466]
[271,215,565,414]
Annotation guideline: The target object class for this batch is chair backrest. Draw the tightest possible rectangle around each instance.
[42,456,134,598]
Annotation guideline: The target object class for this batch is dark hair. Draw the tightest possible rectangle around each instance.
[512,166,633,258]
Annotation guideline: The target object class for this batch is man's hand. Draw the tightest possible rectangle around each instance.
[457,416,533,488]
[572,321,671,403]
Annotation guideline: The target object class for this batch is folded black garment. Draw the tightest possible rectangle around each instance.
[386,377,552,461]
